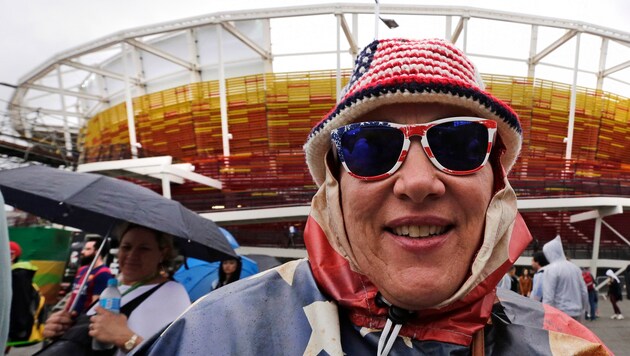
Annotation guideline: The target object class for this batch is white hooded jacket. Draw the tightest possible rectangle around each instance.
[542,235,589,318]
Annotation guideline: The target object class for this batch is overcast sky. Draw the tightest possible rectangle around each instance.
[1,0,629,109]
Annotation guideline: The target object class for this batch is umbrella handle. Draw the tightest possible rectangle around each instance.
[66,235,111,313]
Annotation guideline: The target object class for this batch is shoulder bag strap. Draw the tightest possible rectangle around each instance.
[120,281,168,317]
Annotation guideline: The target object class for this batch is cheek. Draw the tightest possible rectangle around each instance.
[454,168,494,251]
[457,165,493,209]
[340,176,373,234]
[340,174,388,261]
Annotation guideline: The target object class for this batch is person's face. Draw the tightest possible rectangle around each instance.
[531,260,540,272]
[339,103,494,310]
[80,241,97,265]
[82,241,96,258]
[118,228,164,284]
[222,259,238,275]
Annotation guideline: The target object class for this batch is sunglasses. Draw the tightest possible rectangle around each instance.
[331,117,497,180]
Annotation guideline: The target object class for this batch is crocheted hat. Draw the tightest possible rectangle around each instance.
[304,38,522,186]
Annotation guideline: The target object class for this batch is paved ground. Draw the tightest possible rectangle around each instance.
[7,297,627,355]
[587,296,628,355]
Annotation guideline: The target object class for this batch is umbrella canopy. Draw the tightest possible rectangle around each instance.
[174,227,258,302]
[174,256,258,302]
[0,165,236,263]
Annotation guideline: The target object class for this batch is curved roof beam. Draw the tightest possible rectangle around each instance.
[16,4,630,86]
[23,83,106,102]
[125,38,198,71]
[221,22,271,60]
[603,60,630,77]
[530,29,577,65]
[62,60,142,86]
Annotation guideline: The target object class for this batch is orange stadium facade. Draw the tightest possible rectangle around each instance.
[80,71,630,255]
[5,4,630,268]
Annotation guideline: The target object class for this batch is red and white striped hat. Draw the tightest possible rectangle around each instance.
[304,38,522,187]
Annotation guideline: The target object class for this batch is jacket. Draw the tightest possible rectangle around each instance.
[531,267,546,302]
[9,261,38,341]
[143,156,609,355]
[542,236,589,318]
[142,257,608,355]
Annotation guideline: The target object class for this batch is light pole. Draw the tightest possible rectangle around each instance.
[374,0,399,39]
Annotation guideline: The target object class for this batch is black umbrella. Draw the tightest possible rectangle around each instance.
[0,165,236,263]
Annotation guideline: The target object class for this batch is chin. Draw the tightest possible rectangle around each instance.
[391,294,446,310]
[382,281,454,310]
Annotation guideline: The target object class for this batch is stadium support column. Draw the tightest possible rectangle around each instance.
[56,66,73,158]
[217,24,230,159]
[570,204,623,277]
[122,42,139,159]
[336,14,342,101]
[528,25,538,78]
[565,32,581,160]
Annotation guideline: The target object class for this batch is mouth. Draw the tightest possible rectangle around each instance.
[388,224,453,238]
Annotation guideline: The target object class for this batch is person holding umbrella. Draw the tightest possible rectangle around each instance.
[40,224,191,355]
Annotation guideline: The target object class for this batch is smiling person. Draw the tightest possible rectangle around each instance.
[41,224,190,355]
[142,38,609,355]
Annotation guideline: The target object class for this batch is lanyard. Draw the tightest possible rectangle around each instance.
[121,273,160,297]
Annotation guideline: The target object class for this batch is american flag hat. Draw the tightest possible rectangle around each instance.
[304,38,522,187]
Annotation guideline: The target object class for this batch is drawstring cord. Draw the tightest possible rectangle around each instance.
[376,293,414,356]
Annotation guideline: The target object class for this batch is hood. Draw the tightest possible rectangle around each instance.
[11,260,38,272]
[606,269,620,283]
[305,152,532,346]
[542,235,566,264]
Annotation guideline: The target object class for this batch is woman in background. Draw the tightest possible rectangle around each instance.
[606,269,624,320]
[213,257,242,290]
[519,268,533,297]
[42,224,191,355]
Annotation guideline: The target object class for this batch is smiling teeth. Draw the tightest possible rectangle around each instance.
[394,225,446,238]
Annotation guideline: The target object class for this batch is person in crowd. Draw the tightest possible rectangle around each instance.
[542,235,589,321]
[42,224,191,355]
[287,225,298,247]
[582,266,598,320]
[212,257,242,290]
[519,268,533,297]
[66,237,114,313]
[605,269,624,320]
[508,266,520,294]
[8,241,38,343]
[0,199,9,351]
[497,272,512,290]
[625,264,630,300]
[141,38,609,355]
[530,251,549,302]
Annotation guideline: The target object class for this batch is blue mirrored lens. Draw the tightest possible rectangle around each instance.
[427,121,488,171]
[340,126,404,177]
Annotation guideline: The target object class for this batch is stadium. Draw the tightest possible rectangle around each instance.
[2,3,630,271]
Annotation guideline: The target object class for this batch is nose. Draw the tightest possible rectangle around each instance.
[392,140,446,202]
[126,247,141,259]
